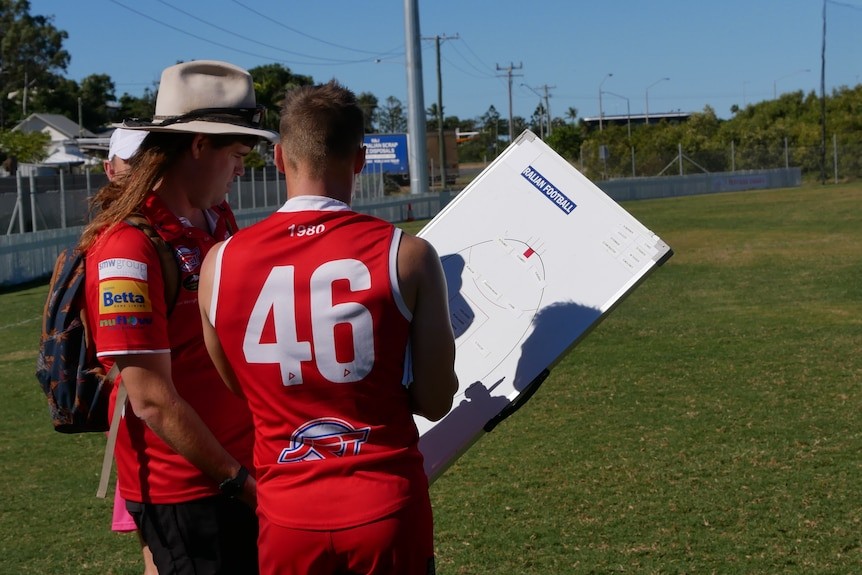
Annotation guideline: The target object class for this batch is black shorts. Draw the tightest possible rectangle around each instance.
[127,495,258,575]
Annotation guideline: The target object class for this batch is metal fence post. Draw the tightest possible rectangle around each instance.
[833,133,838,184]
[29,172,38,232]
[59,171,67,228]
[262,165,268,207]
[236,175,243,210]
[731,141,736,172]
[275,165,281,204]
[251,167,257,209]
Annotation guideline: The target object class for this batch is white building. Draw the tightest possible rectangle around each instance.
[9,113,105,175]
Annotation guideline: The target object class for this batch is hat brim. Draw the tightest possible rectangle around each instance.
[120,120,279,143]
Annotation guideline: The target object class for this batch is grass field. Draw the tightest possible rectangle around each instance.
[1,183,860,574]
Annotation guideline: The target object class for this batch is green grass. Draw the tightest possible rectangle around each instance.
[1,184,860,573]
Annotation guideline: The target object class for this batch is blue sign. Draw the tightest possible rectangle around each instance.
[363,134,408,176]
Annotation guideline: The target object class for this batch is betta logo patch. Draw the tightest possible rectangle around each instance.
[277,417,370,464]
[98,280,151,313]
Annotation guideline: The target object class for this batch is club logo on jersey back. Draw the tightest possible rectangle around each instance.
[277,417,370,463]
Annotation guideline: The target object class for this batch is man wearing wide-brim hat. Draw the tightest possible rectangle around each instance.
[78,60,277,575]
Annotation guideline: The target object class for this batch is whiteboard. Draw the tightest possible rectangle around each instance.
[415,130,672,482]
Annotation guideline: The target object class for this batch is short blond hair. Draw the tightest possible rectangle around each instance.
[279,80,364,178]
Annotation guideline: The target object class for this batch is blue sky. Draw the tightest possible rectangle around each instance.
[28,0,862,123]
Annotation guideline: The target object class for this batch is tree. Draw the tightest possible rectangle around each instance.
[0,128,49,163]
[425,104,461,131]
[565,106,578,124]
[426,102,441,131]
[0,0,70,127]
[79,74,117,129]
[117,87,157,122]
[27,75,78,121]
[545,123,583,162]
[375,96,407,133]
[30,74,118,131]
[357,92,378,133]
[529,102,548,137]
[248,63,313,130]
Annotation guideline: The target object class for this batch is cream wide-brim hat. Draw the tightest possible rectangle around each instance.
[121,60,279,143]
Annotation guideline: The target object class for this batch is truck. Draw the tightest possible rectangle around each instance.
[362,132,459,187]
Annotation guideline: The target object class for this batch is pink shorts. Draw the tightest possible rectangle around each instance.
[111,483,137,532]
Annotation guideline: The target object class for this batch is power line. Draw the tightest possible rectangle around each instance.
[460,37,495,74]
[108,0,388,67]
[447,42,495,78]
[229,0,404,58]
[154,0,371,64]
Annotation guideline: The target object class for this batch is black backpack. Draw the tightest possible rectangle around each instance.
[35,215,179,433]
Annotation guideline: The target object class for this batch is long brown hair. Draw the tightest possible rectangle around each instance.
[78,131,258,251]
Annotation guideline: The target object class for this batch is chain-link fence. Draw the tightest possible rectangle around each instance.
[576,137,851,183]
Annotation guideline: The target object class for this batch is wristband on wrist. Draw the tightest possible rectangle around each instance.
[218,465,249,498]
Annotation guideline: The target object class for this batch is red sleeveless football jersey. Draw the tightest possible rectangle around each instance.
[212,197,427,529]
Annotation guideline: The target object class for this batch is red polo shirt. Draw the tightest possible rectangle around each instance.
[85,194,254,504]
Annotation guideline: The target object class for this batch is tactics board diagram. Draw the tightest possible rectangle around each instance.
[414,130,673,482]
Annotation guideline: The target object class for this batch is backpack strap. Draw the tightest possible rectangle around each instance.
[96,364,122,499]
[95,214,180,498]
[124,214,180,315]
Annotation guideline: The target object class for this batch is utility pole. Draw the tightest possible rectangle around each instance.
[521,83,555,137]
[819,0,827,184]
[496,62,523,143]
[534,84,555,136]
[404,0,428,195]
[423,33,459,189]
[541,84,555,135]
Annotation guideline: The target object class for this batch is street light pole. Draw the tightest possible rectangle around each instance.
[598,73,613,131]
[602,90,634,176]
[601,90,631,138]
[773,68,811,99]
[403,0,429,195]
[645,77,669,125]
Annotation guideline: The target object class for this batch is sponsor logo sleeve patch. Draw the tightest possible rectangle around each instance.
[98,258,149,281]
[98,280,151,314]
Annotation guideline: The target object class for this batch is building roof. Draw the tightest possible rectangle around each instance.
[11,113,98,139]
[581,111,692,129]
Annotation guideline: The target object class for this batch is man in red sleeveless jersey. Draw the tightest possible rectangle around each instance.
[198,80,458,575]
